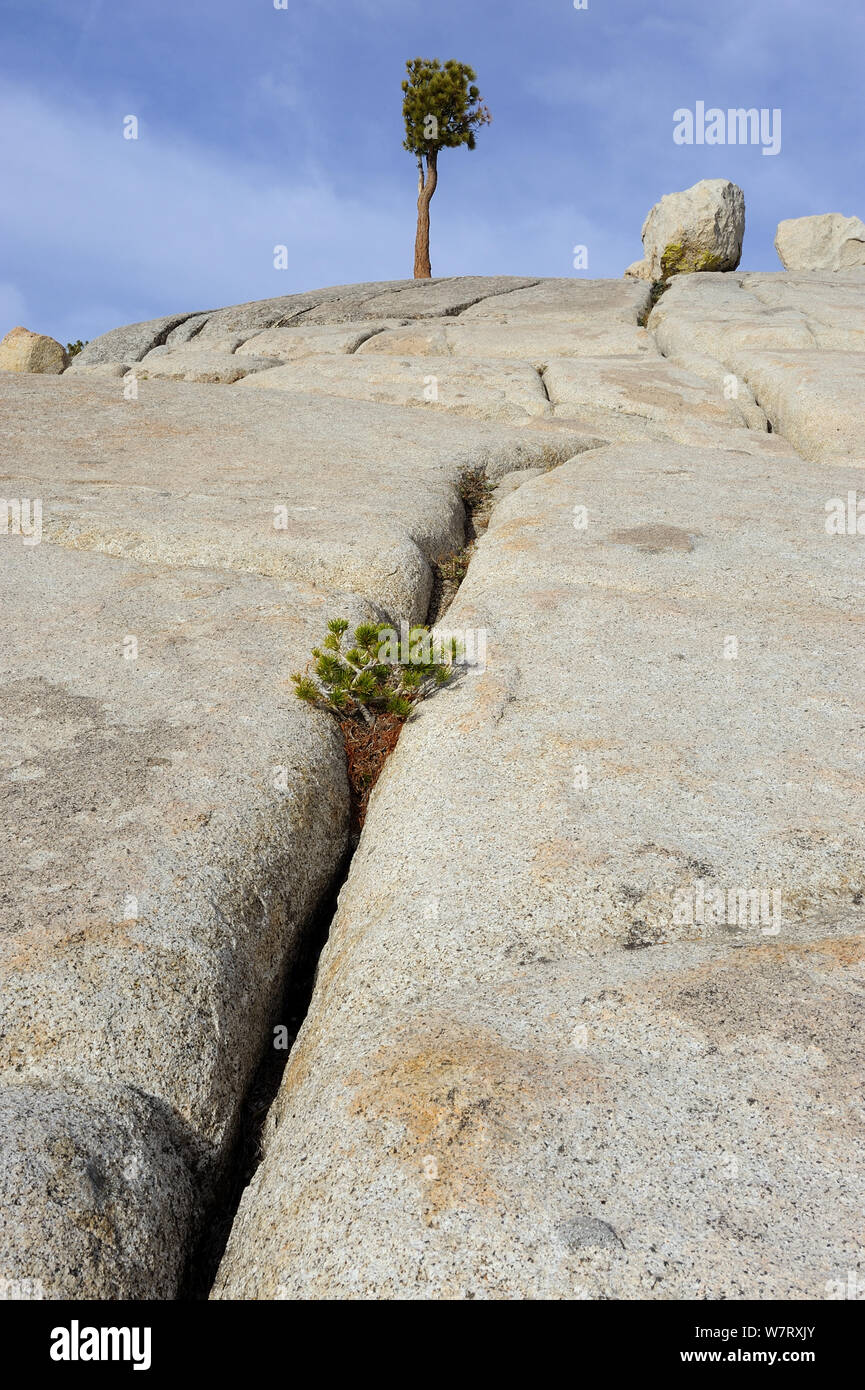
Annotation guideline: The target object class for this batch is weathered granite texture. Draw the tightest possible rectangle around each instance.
[2,271,863,1300]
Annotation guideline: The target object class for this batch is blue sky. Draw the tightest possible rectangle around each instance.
[2,0,863,345]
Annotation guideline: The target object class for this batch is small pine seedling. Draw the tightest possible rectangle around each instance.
[291,618,457,726]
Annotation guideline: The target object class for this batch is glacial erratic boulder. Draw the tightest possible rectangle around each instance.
[774,213,865,271]
[625,178,745,282]
[0,325,67,374]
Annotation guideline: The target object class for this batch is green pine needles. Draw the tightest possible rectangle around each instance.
[292,619,457,726]
[401,58,491,160]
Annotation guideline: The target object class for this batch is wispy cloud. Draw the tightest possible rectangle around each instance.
[2,82,588,342]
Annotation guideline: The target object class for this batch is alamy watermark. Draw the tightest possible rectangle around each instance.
[825,1269,865,1299]
[673,103,781,156]
[1,497,42,545]
[50,1321,151,1370]
[825,491,865,535]
[673,880,782,936]
[377,619,487,671]
[0,1276,44,1299]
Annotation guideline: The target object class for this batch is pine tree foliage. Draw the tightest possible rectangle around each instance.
[402,58,491,158]
[292,619,457,726]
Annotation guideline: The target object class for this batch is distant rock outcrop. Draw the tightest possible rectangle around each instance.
[775,212,865,271]
[0,325,67,373]
[625,178,745,281]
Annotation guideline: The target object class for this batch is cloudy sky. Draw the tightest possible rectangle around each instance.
[2,0,863,345]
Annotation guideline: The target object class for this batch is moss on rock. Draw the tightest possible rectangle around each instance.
[660,242,726,278]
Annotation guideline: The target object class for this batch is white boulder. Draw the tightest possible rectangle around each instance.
[774,213,865,271]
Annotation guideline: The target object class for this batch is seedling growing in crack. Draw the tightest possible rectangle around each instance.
[292,619,459,829]
[292,618,455,725]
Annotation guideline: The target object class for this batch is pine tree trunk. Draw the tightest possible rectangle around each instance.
[413,151,438,279]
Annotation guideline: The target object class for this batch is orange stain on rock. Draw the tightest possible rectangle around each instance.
[346,1019,606,1223]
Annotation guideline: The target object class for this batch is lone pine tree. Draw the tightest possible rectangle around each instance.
[401,57,491,280]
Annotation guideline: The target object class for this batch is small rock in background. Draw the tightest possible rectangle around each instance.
[625,178,745,281]
[0,325,68,373]
[775,213,865,271]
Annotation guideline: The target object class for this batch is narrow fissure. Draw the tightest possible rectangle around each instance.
[182,316,210,343]
[427,467,494,623]
[642,280,783,438]
[637,278,669,327]
[346,326,390,353]
[185,463,493,1299]
[181,849,349,1299]
[439,277,542,318]
[151,312,205,350]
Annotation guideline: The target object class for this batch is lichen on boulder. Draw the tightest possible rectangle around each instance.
[625,179,745,281]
